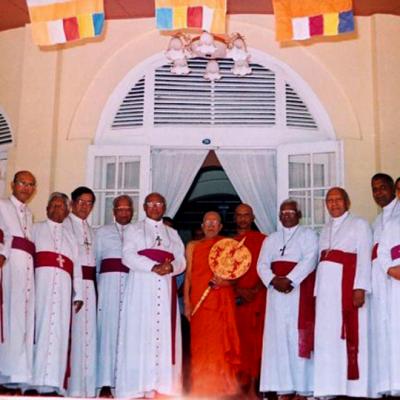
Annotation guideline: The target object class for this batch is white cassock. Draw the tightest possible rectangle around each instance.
[0,195,34,386]
[95,223,130,391]
[32,219,83,394]
[314,211,372,397]
[369,198,400,397]
[257,225,318,395]
[64,213,96,397]
[377,214,400,396]
[116,217,186,398]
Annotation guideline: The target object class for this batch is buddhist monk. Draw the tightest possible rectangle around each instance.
[184,211,240,397]
[233,204,267,398]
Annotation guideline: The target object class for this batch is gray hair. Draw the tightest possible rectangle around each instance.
[113,195,133,209]
[48,192,69,207]
[280,198,299,210]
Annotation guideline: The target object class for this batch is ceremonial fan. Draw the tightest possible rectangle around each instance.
[191,237,252,316]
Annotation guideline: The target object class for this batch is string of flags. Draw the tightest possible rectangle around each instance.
[272,0,355,41]
[155,0,227,34]
[24,0,355,47]
[26,0,104,46]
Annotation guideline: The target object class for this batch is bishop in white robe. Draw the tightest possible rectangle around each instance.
[314,188,372,398]
[64,187,97,398]
[31,192,83,395]
[377,215,400,396]
[369,174,400,397]
[257,200,318,397]
[0,171,36,389]
[95,195,133,395]
[116,193,185,399]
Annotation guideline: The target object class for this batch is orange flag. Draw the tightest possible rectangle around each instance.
[272,0,354,42]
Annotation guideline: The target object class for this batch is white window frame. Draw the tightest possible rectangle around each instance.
[277,140,344,229]
[86,144,151,225]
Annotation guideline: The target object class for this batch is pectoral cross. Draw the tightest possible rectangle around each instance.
[57,254,65,268]
[280,246,286,256]
[155,235,162,246]
[83,237,91,251]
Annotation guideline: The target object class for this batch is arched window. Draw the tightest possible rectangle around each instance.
[89,51,342,229]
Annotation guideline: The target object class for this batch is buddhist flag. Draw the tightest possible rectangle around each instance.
[155,0,226,34]
[26,0,104,46]
[272,0,355,42]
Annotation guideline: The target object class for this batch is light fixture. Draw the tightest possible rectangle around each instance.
[165,31,252,79]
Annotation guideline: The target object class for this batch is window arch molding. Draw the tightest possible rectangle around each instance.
[94,48,336,148]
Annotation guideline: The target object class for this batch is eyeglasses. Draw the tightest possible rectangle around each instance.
[114,207,132,212]
[15,180,36,188]
[146,201,164,208]
[77,199,94,206]
[203,220,220,227]
[280,210,297,216]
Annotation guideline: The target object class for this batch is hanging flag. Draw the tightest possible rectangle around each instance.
[272,0,355,41]
[26,0,104,46]
[155,0,226,34]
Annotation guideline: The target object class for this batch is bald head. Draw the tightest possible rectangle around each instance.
[234,203,254,233]
[202,211,223,239]
[143,192,166,221]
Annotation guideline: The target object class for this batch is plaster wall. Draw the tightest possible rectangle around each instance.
[0,14,398,221]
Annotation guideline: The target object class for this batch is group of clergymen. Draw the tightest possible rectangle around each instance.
[0,170,400,400]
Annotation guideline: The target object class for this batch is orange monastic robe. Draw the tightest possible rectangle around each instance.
[234,230,267,379]
[190,236,241,396]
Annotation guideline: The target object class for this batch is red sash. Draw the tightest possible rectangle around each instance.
[391,244,400,261]
[320,249,359,380]
[271,260,316,359]
[371,243,378,261]
[100,258,129,274]
[11,236,35,257]
[138,248,177,365]
[82,265,96,281]
[35,251,73,278]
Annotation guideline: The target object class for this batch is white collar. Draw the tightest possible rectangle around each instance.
[332,210,349,225]
[47,218,63,228]
[70,212,87,224]
[383,197,398,214]
[10,195,25,209]
[282,224,299,234]
[145,217,163,227]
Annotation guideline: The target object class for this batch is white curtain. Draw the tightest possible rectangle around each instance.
[152,149,208,218]
[215,149,277,234]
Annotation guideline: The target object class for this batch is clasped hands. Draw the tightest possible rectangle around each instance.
[271,276,293,294]
[152,258,173,276]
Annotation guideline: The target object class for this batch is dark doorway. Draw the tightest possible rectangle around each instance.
[173,151,241,242]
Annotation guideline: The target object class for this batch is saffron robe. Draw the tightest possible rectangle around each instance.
[64,214,97,398]
[116,218,185,398]
[0,196,34,386]
[234,230,266,380]
[257,225,318,395]
[32,219,82,394]
[377,215,400,396]
[190,237,240,397]
[369,198,400,397]
[95,223,130,391]
[314,212,372,397]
